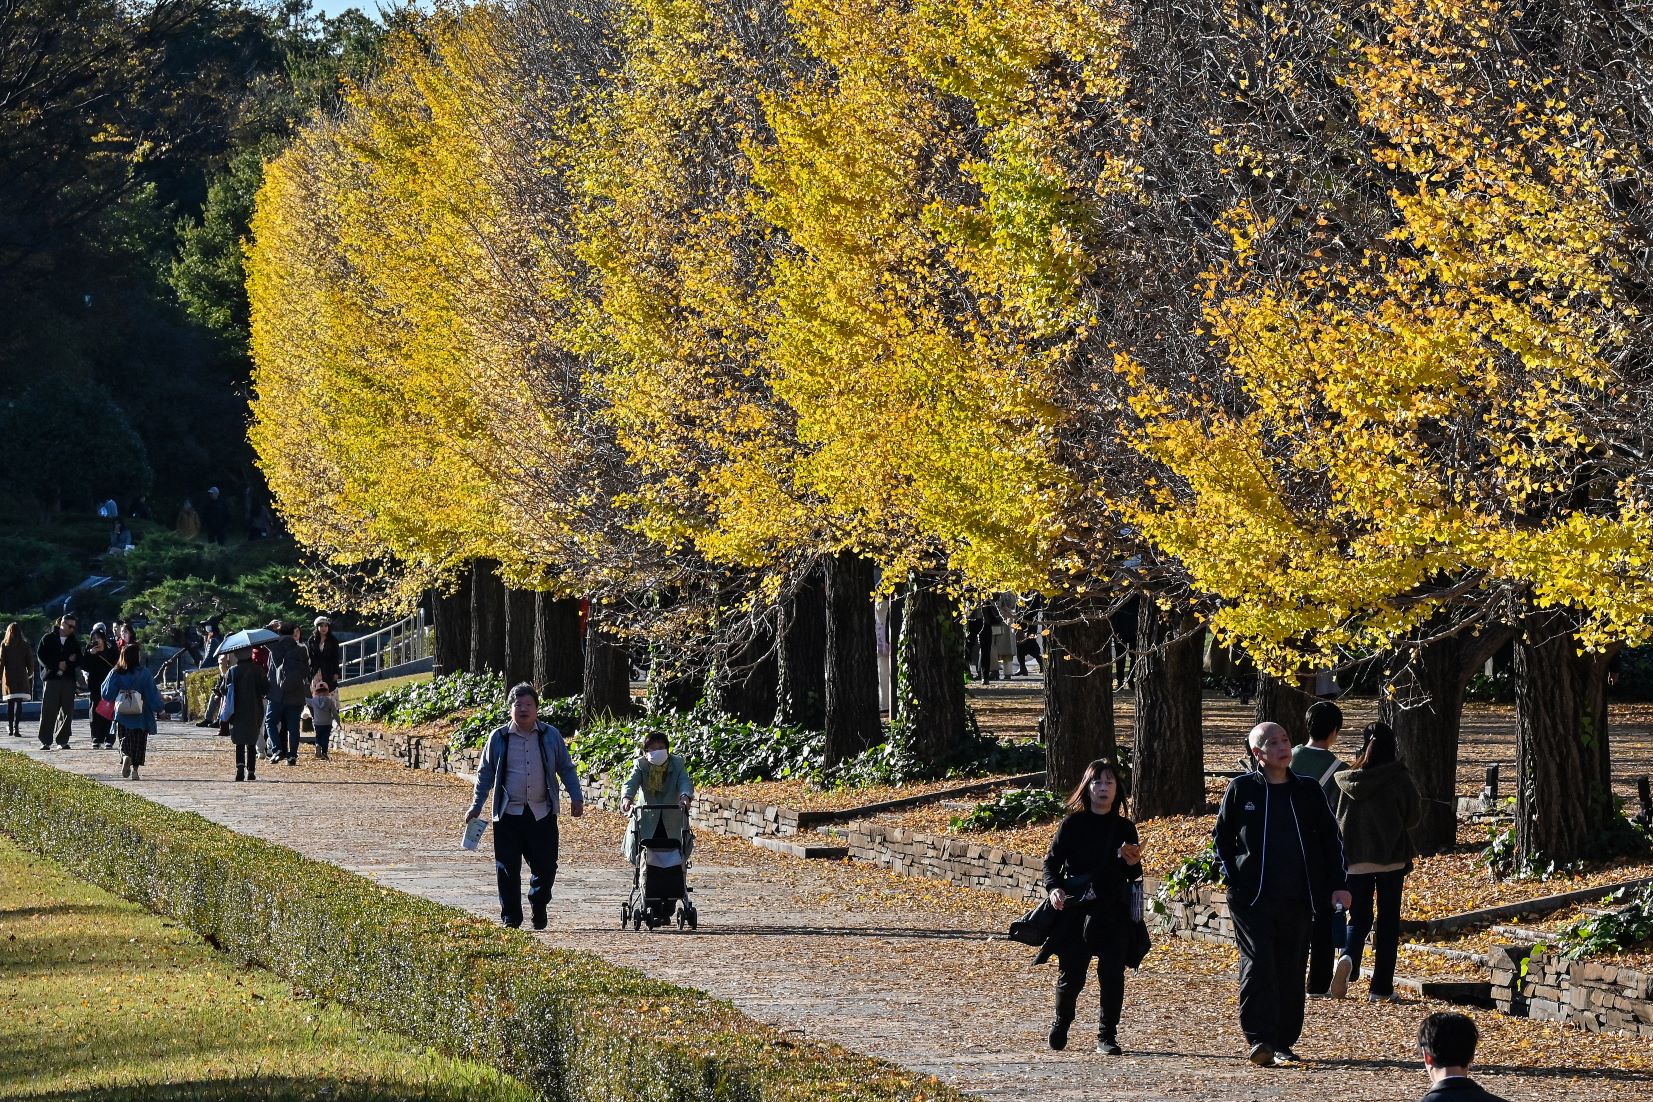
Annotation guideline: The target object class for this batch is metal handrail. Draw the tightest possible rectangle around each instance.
[338,609,430,683]
[154,647,195,691]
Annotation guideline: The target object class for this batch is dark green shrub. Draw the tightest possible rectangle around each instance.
[1550,883,1653,959]
[0,749,960,1102]
[184,667,218,720]
[1151,842,1225,915]
[572,707,820,787]
[948,788,1064,833]
[572,705,1043,791]
[0,535,82,609]
[345,671,505,728]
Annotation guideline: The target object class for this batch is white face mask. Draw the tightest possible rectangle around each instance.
[644,749,668,766]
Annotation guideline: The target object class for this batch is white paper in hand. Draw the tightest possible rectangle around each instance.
[462,817,487,851]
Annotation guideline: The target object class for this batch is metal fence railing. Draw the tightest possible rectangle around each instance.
[338,609,430,685]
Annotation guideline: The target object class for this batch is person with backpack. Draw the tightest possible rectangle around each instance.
[1041,758,1146,1056]
[1292,699,1351,998]
[1333,722,1422,1003]
[264,621,311,766]
[101,644,165,780]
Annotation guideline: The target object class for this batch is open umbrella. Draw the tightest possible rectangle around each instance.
[218,627,281,654]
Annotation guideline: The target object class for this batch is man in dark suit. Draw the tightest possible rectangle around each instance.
[1418,1012,1509,1102]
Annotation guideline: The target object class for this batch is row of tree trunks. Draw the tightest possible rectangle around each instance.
[1253,674,1315,746]
[824,551,881,766]
[534,592,583,698]
[1131,604,1205,818]
[1380,626,1511,855]
[440,560,1630,868]
[504,586,537,687]
[469,559,506,675]
[430,567,472,677]
[582,600,633,722]
[1043,596,1115,795]
[713,622,778,725]
[896,574,968,763]
[776,567,827,729]
[1514,610,1623,867]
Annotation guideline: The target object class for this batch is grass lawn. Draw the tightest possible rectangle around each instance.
[338,671,431,707]
[0,834,531,1102]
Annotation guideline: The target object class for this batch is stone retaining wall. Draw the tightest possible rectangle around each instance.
[1150,884,1236,946]
[837,821,1045,900]
[579,775,815,839]
[1491,947,1653,1038]
[331,724,481,776]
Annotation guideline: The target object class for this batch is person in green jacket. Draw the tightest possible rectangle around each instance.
[1332,722,1422,1002]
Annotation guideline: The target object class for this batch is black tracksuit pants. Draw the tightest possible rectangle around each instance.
[1054,942,1126,1040]
[1232,896,1312,1049]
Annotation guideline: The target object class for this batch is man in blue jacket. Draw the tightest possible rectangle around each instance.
[465,682,583,929]
[1214,722,1350,1068]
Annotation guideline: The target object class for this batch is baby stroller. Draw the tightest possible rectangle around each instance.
[621,803,698,931]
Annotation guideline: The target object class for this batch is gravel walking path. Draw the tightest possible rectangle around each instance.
[7,721,1649,1102]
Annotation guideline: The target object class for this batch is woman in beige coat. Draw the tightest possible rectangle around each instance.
[2,622,35,738]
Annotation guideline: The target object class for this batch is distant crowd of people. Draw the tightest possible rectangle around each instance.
[1,612,344,785]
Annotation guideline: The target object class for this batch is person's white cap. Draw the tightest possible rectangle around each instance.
[313,615,331,627]
[207,486,220,494]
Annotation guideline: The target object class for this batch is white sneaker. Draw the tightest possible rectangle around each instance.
[130,765,140,781]
[1330,954,1353,1000]
[121,755,132,779]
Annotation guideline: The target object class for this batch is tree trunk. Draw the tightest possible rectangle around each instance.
[824,551,882,765]
[504,587,537,687]
[777,567,827,730]
[430,568,472,676]
[712,622,778,725]
[648,657,706,713]
[582,601,633,723]
[894,575,967,766]
[1044,596,1115,795]
[534,593,584,698]
[1253,673,1313,745]
[887,590,905,723]
[468,559,506,676]
[1514,611,1626,867]
[1131,604,1205,818]
[1380,626,1511,855]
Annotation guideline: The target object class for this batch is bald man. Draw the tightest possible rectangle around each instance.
[1213,722,1351,1067]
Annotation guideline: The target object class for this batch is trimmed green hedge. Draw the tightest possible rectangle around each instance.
[184,666,217,720]
[0,749,957,1102]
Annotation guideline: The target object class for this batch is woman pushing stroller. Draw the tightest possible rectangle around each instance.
[620,733,697,929]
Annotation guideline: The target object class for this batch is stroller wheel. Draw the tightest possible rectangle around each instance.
[685,904,698,930]
[620,903,630,927]
[677,911,686,930]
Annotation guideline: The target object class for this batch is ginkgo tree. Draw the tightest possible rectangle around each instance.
[1115,0,1653,863]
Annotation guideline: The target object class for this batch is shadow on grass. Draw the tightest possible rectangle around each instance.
[8,1076,519,1101]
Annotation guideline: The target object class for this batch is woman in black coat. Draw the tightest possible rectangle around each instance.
[81,626,118,749]
[1041,757,1144,1056]
[306,616,342,685]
